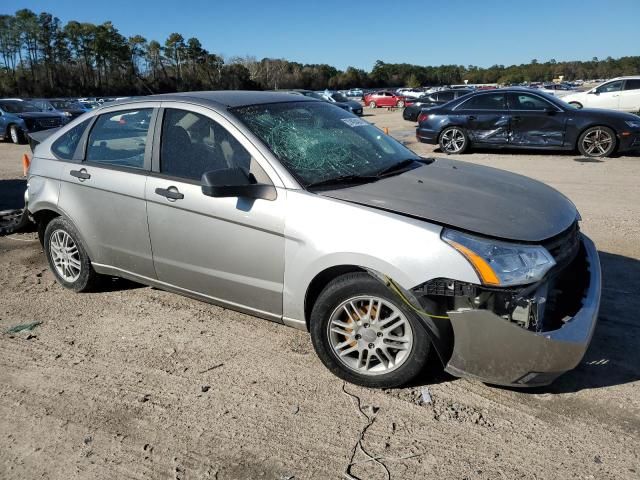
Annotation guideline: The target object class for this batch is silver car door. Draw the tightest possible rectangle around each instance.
[57,104,158,279]
[145,103,286,320]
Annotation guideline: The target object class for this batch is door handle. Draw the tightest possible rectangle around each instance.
[70,169,91,181]
[468,115,477,120]
[512,116,522,121]
[155,187,184,200]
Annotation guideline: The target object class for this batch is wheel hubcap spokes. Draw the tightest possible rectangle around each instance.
[50,229,81,282]
[328,296,413,376]
[442,129,464,152]
[583,129,612,155]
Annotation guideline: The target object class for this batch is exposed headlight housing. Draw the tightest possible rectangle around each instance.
[625,120,640,129]
[442,229,556,287]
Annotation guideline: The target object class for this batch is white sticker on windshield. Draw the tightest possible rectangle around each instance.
[340,117,368,127]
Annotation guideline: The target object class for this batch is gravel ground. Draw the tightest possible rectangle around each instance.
[1,110,639,480]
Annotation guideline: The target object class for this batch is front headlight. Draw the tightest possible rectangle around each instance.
[442,229,556,287]
[625,120,640,129]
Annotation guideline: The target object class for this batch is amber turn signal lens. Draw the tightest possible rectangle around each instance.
[448,240,501,286]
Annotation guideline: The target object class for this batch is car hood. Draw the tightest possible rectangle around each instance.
[319,158,577,242]
[16,111,64,119]
[573,107,640,121]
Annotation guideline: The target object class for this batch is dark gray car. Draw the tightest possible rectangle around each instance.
[25,91,600,388]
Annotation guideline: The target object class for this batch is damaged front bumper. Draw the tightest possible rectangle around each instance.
[443,234,601,387]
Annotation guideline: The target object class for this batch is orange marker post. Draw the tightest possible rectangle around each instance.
[383,127,389,135]
[22,153,31,177]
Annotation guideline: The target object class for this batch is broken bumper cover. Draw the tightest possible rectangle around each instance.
[444,234,601,387]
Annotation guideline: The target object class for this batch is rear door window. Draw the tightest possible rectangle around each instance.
[623,79,640,91]
[458,93,507,110]
[85,109,152,169]
[437,91,455,102]
[509,93,555,111]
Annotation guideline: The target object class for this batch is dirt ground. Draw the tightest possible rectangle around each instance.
[1,110,639,480]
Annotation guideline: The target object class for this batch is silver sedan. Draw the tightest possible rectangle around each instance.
[25,92,600,388]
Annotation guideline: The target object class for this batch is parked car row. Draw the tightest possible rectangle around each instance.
[0,99,69,144]
[0,95,134,144]
[284,90,363,115]
[402,88,474,121]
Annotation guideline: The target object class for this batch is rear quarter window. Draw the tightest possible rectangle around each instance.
[51,119,91,160]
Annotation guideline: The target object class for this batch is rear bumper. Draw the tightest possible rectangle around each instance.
[444,234,601,387]
[416,127,439,144]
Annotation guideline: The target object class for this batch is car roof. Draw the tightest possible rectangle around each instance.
[107,91,317,110]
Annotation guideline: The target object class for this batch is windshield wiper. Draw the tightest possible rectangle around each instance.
[305,174,379,190]
[375,158,423,178]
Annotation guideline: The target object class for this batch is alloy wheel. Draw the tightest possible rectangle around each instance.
[49,229,82,282]
[10,127,19,144]
[441,128,466,153]
[582,128,613,156]
[327,295,413,376]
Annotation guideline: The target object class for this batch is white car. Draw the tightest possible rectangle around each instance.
[562,76,640,112]
[538,84,576,98]
[396,88,425,99]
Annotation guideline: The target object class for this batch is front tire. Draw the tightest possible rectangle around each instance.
[43,217,98,292]
[368,101,376,109]
[396,100,405,108]
[568,102,583,109]
[439,126,469,154]
[578,126,616,158]
[310,273,431,388]
[9,125,26,145]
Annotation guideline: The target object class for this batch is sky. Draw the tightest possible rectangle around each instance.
[6,0,640,71]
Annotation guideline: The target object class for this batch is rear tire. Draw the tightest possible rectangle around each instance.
[310,272,432,388]
[577,126,616,158]
[43,216,98,292]
[438,126,469,154]
[569,102,583,109]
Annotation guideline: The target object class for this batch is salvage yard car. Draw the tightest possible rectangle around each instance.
[0,99,66,144]
[25,91,601,388]
[562,76,640,112]
[364,90,411,109]
[417,88,640,157]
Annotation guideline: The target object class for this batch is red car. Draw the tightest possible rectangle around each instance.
[363,91,413,108]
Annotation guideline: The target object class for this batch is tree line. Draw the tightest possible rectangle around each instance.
[1,9,639,97]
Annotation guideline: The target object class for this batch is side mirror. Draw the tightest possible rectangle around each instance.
[589,90,599,95]
[544,106,557,115]
[201,168,276,201]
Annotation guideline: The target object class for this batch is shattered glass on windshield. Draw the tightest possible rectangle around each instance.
[231,102,419,186]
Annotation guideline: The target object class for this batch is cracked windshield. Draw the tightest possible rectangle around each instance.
[232,101,419,186]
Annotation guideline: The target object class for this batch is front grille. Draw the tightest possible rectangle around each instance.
[542,221,580,269]
[37,117,62,128]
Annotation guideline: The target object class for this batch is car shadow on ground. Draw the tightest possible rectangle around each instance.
[432,146,640,159]
[542,251,640,393]
[0,179,26,211]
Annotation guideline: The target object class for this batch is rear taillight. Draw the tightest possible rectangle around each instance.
[417,113,430,123]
